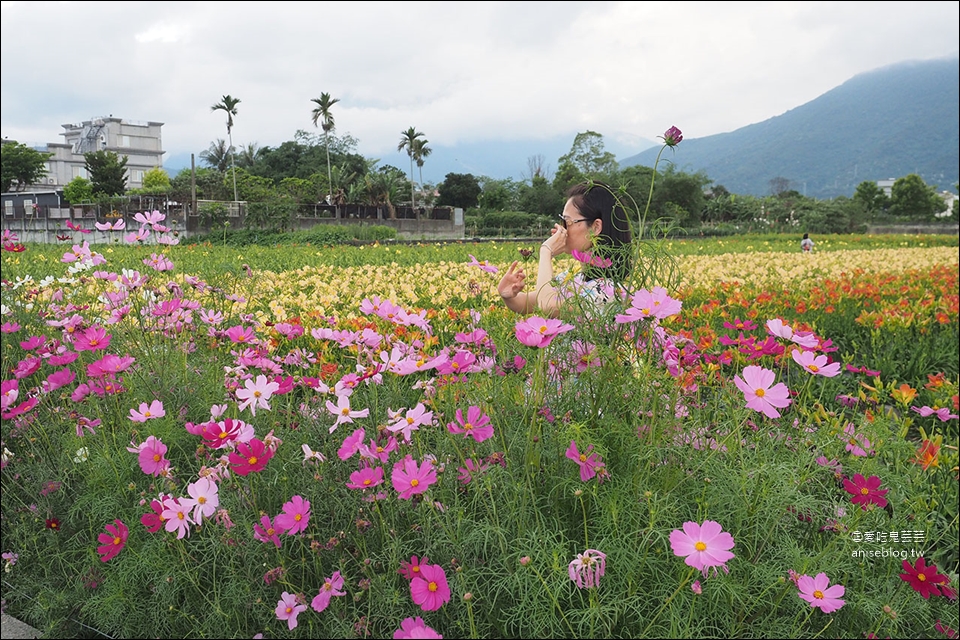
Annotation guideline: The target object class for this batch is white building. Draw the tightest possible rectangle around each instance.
[40,116,165,190]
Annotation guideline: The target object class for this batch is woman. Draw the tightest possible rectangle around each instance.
[498,181,632,317]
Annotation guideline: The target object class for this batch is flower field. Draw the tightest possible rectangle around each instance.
[1,229,958,639]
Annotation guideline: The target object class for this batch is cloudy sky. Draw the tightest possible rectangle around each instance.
[2,1,958,177]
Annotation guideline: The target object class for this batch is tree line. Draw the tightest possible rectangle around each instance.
[2,110,955,236]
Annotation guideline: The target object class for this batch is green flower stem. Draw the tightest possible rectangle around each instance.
[527,562,575,636]
[641,565,696,636]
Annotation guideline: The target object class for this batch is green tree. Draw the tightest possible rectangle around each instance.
[398,127,425,209]
[310,92,340,205]
[211,94,241,201]
[437,173,481,209]
[200,139,232,172]
[84,150,128,196]
[551,159,586,195]
[141,167,171,194]
[557,131,619,178]
[888,173,946,220]
[853,180,889,218]
[478,177,521,212]
[63,176,94,204]
[517,175,564,217]
[1,141,52,192]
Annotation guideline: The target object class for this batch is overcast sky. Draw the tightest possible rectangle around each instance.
[2,1,958,171]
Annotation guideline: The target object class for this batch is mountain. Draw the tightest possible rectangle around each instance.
[619,56,960,199]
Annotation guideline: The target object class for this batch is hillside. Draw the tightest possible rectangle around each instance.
[619,56,960,199]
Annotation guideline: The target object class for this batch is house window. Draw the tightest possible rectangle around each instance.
[119,135,131,147]
[129,169,144,183]
[73,167,88,179]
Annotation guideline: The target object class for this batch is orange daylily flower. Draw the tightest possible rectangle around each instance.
[910,436,942,471]
[890,384,917,406]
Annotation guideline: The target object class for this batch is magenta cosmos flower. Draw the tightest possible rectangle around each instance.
[129,399,166,422]
[447,406,494,443]
[797,572,845,612]
[137,435,170,477]
[899,557,950,599]
[568,549,606,589]
[410,563,451,611]
[394,616,442,639]
[253,514,283,548]
[399,555,430,581]
[347,465,385,490]
[669,520,736,577]
[842,473,889,510]
[733,365,792,419]
[662,126,683,146]
[391,455,437,500]
[791,350,841,377]
[275,591,307,630]
[275,495,311,535]
[228,437,273,476]
[96,519,128,562]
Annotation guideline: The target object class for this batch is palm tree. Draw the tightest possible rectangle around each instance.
[412,138,432,200]
[310,92,340,205]
[200,139,231,172]
[398,127,424,209]
[211,95,240,202]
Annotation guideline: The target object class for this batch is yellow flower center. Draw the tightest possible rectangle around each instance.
[410,479,419,487]
[579,454,587,462]
[918,573,926,582]
[407,417,414,424]
[342,407,350,415]
[177,512,185,520]
[198,496,206,504]
[153,454,161,462]
[295,514,302,522]
[813,590,824,599]
[267,528,275,536]
[808,365,819,372]
[253,390,261,398]
[464,423,473,431]
[428,581,438,592]
[248,456,258,465]
[755,388,765,397]
[144,411,152,417]
[695,541,707,552]
[363,479,371,486]
[860,487,870,495]
[113,536,122,545]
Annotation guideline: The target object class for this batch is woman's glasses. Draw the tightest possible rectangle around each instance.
[559,215,590,229]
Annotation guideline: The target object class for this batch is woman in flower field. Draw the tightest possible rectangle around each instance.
[497,180,633,316]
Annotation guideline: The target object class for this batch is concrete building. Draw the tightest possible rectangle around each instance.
[41,116,165,190]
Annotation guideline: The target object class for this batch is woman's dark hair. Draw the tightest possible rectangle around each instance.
[565,181,633,282]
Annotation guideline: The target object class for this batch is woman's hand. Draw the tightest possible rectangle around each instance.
[497,261,526,300]
[541,223,567,257]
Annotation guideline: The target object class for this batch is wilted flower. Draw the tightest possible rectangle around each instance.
[568,549,606,589]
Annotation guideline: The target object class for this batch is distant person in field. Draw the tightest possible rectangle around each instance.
[801,233,814,253]
[497,181,632,317]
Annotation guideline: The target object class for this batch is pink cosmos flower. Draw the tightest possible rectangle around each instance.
[669,520,736,577]
[141,498,167,533]
[137,436,170,477]
[733,365,792,419]
[42,368,75,393]
[911,405,960,421]
[311,570,346,613]
[387,402,434,443]
[301,443,326,465]
[347,466,385,490]
[253,514,284,548]
[129,400,166,422]
[410,563,451,611]
[182,477,219,524]
[338,428,366,461]
[325,394,370,432]
[236,374,280,416]
[96,519,128,562]
[791,350,841,377]
[275,591,307,630]
[662,125,683,146]
[201,418,244,450]
[275,495,311,536]
[615,286,682,323]
[840,423,873,457]
[765,318,819,348]
[143,253,173,272]
[842,473,889,510]
[797,572,846,613]
[359,435,399,464]
[446,405,495,443]
[161,498,194,539]
[394,616,443,639]
[224,325,256,344]
[514,316,575,348]
[391,455,437,500]
[568,548,606,589]
[228,438,273,476]
[565,440,605,482]
[466,254,499,273]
